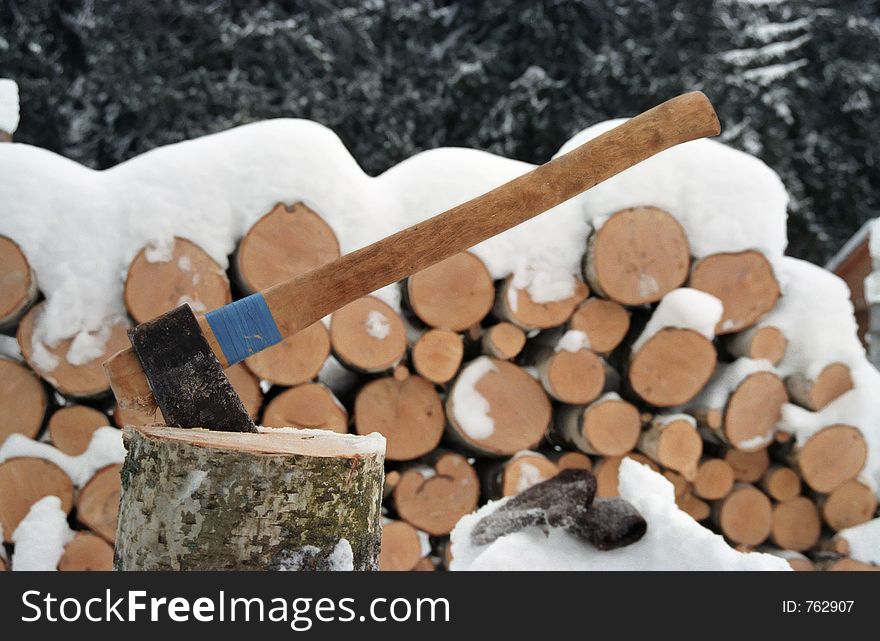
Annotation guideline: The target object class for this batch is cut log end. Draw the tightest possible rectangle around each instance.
[0,235,38,331]
[728,325,787,365]
[48,405,110,455]
[724,447,770,483]
[569,298,630,354]
[689,250,780,334]
[770,497,821,552]
[820,479,878,531]
[263,383,348,434]
[693,459,735,500]
[638,417,702,479]
[540,346,612,405]
[786,362,854,411]
[723,371,787,451]
[379,520,424,571]
[331,297,407,373]
[76,463,122,544]
[499,452,559,497]
[124,237,231,324]
[584,207,690,305]
[556,397,641,457]
[412,329,464,384]
[716,485,773,547]
[552,451,593,472]
[244,322,330,387]
[406,252,494,331]
[0,458,74,543]
[235,202,340,293]
[761,465,801,502]
[0,357,47,446]
[495,276,588,331]
[594,454,658,498]
[481,322,526,360]
[628,328,716,407]
[58,532,114,571]
[796,424,867,493]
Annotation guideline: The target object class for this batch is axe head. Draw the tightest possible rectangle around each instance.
[127,304,256,433]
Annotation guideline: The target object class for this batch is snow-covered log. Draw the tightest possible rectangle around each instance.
[493,275,588,331]
[0,458,73,543]
[482,450,560,499]
[785,362,854,411]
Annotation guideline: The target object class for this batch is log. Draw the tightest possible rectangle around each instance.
[628,328,716,407]
[383,470,401,500]
[48,405,109,455]
[354,369,443,461]
[583,207,690,305]
[594,453,658,498]
[392,452,480,536]
[411,329,464,384]
[786,557,816,572]
[789,424,867,493]
[0,235,38,331]
[244,322,330,387]
[330,296,407,373]
[0,458,74,543]
[484,451,560,498]
[0,357,47,446]
[664,471,711,521]
[405,252,494,331]
[553,395,642,457]
[692,458,735,500]
[689,250,780,334]
[723,447,770,483]
[446,357,551,457]
[17,302,131,398]
[413,557,437,571]
[481,322,526,360]
[785,362,854,411]
[378,520,424,571]
[549,451,593,472]
[821,558,880,572]
[263,383,348,434]
[770,497,820,552]
[760,465,801,502]
[819,479,878,531]
[123,237,232,324]
[637,415,702,479]
[528,339,617,404]
[494,276,589,331]
[714,485,772,547]
[58,531,114,571]
[115,425,384,570]
[76,463,122,544]
[226,362,264,420]
[234,202,340,293]
[726,325,787,365]
[568,298,630,354]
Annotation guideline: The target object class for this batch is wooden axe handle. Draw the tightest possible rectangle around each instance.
[106,91,718,405]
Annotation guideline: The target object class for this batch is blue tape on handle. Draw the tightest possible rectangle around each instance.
[205,293,283,365]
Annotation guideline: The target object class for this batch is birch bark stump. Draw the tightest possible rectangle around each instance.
[115,425,385,571]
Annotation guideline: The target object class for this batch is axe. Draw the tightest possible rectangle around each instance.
[104,92,720,432]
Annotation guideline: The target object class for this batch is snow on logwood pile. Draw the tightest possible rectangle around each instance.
[0,79,19,134]
[11,497,75,571]
[836,518,880,566]
[632,288,723,352]
[450,460,790,571]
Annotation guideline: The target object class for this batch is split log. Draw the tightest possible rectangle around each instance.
[0,458,74,543]
[723,447,769,483]
[553,395,641,457]
[549,451,593,471]
[234,202,340,293]
[0,357,47,445]
[354,370,443,460]
[494,276,588,331]
[770,497,821,552]
[819,480,878,531]
[446,357,551,457]
[484,451,559,498]
[263,383,348,434]
[379,520,424,571]
[405,252,494,331]
[226,363,263,420]
[58,532,114,571]
[583,207,690,305]
[48,405,109,455]
[392,452,480,536]
[115,425,384,570]
[330,297,407,373]
[17,302,131,398]
[689,250,780,334]
[244,322,330,387]
[76,463,121,544]
[411,329,463,384]
[785,362,854,411]
[714,485,772,547]
[594,453,658,498]
[568,298,630,354]
[123,237,232,323]
[789,424,867,493]
[692,458,735,500]
[760,465,801,502]
[481,322,526,360]
[637,415,702,479]
[628,328,716,407]
[726,325,787,365]
[528,340,617,404]
[0,235,38,331]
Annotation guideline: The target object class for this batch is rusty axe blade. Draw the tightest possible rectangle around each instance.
[127,304,256,432]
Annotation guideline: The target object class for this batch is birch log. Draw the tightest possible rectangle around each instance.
[115,425,385,570]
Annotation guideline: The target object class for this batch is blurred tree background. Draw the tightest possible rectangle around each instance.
[1,0,878,263]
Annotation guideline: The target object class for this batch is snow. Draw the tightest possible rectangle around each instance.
[515,462,547,494]
[555,330,590,353]
[11,496,75,571]
[632,288,723,353]
[690,357,776,411]
[450,460,790,571]
[656,413,697,428]
[364,310,391,339]
[0,335,22,361]
[327,538,354,571]
[449,357,498,440]
[0,79,19,134]
[0,426,124,487]
[837,518,880,566]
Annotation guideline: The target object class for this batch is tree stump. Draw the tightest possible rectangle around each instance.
[115,425,385,570]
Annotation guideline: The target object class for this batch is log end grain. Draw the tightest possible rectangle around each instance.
[0,458,74,543]
[48,405,110,455]
[0,357,47,446]
[263,383,349,434]
[628,328,716,407]
[331,297,407,373]
[244,321,330,387]
[569,298,630,354]
[406,252,494,331]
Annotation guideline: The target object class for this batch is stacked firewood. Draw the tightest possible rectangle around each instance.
[0,202,877,571]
